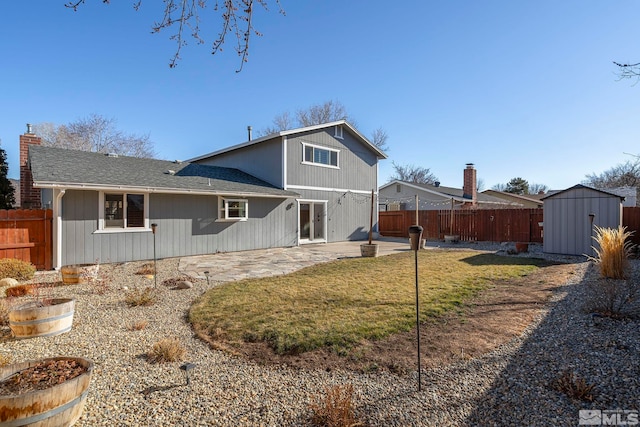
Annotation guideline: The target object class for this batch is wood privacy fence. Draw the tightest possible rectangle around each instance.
[381,207,640,245]
[379,209,545,243]
[623,207,640,246]
[0,209,53,270]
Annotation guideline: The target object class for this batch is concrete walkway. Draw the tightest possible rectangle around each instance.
[178,238,411,282]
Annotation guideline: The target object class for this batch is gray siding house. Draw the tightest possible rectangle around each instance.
[190,120,387,245]
[27,121,386,268]
[379,164,510,211]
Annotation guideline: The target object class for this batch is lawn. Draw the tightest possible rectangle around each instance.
[189,250,546,356]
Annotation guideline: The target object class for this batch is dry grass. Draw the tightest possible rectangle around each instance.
[147,338,186,363]
[591,225,634,279]
[552,371,596,402]
[5,284,35,298]
[190,250,544,356]
[127,320,149,331]
[135,263,155,275]
[124,287,159,307]
[309,384,362,427]
[0,353,11,367]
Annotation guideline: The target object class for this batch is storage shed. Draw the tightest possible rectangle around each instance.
[542,184,624,256]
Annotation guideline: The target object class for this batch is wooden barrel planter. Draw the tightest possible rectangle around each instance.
[0,356,93,427]
[9,298,75,339]
[360,243,379,257]
[61,264,99,285]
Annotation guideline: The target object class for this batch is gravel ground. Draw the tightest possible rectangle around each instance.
[1,243,639,426]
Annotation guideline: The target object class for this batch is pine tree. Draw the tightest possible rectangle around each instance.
[0,144,16,209]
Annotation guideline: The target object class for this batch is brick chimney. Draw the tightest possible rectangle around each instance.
[19,124,42,209]
[462,163,477,205]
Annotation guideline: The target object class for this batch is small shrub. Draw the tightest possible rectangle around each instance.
[127,320,149,331]
[552,371,596,402]
[136,263,155,275]
[161,276,193,287]
[5,284,35,298]
[147,338,186,363]
[124,287,159,307]
[309,384,362,427]
[590,225,634,280]
[0,258,36,281]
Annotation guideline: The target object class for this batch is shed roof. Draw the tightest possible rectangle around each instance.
[541,184,625,201]
[29,145,298,198]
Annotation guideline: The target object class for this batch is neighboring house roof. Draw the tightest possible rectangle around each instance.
[188,120,388,162]
[541,184,626,201]
[481,189,544,208]
[29,145,298,198]
[380,180,512,206]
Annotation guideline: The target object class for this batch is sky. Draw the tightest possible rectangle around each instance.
[1,1,639,191]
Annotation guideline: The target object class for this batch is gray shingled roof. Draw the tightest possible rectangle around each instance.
[29,145,298,198]
[384,180,511,204]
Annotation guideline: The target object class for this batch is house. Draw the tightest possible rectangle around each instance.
[379,164,512,211]
[22,121,387,269]
[481,190,544,208]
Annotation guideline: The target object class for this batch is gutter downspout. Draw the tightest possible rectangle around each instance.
[54,189,66,270]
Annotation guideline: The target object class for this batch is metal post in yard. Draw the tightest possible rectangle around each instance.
[151,223,158,288]
[408,225,424,391]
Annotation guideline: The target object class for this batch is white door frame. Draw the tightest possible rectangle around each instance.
[297,199,327,244]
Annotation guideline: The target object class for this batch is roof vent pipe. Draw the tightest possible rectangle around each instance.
[247,125,252,141]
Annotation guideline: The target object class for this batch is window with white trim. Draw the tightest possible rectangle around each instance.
[101,192,148,229]
[302,143,339,168]
[334,125,343,139]
[218,197,248,221]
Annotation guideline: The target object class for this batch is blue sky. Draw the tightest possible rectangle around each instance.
[2,1,639,191]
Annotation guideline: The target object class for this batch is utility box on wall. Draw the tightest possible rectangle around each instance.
[542,185,624,256]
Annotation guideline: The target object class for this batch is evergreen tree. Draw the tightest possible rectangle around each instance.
[0,144,15,209]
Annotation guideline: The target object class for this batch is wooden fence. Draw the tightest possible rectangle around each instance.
[381,207,640,246]
[623,207,640,246]
[0,209,53,270]
[379,208,544,243]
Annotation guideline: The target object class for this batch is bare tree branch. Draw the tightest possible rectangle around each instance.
[613,61,640,83]
[65,0,284,70]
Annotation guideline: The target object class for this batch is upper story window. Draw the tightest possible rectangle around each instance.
[302,142,339,168]
[99,192,149,231]
[218,197,248,221]
[334,125,343,139]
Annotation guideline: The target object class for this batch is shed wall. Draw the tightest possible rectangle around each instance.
[543,187,622,256]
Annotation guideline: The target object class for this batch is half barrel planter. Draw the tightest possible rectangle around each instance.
[0,356,94,427]
[61,264,99,285]
[8,298,76,339]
